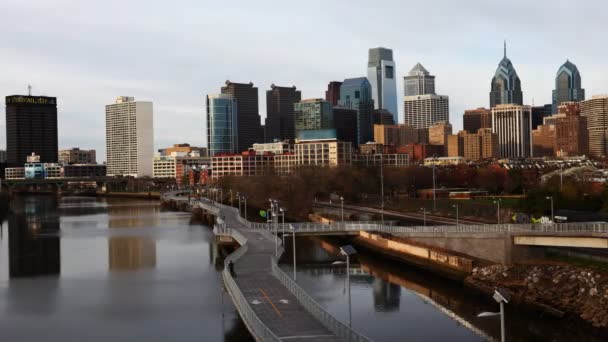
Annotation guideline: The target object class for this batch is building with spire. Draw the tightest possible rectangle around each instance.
[552,60,584,114]
[404,63,435,96]
[367,47,398,123]
[489,42,523,108]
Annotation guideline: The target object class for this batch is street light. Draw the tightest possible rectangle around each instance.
[340,196,344,222]
[452,203,459,226]
[237,192,242,216]
[340,245,357,328]
[280,207,286,246]
[477,288,510,342]
[546,196,554,222]
[420,207,426,226]
[289,225,297,281]
[493,199,502,224]
[432,154,438,212]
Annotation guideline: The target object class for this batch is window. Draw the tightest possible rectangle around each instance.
[355,91,360,99]
[385,65,394,79]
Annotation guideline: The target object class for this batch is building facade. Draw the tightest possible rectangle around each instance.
[352,153,409,167]
[580,95,608,158]
[207,94,238,156]
[333,106,358,146]
[491,104,532,158]
[489,43,523,108]
[252,141,291,155]
[265,84,301,142]
[429,121,453,147]
[105,96,153,177]
[211,153,274,179]
[367,47,398,122]
[339,77,374,146]
[463,108,492,133]
[325,81,342,106]
[404,94,449,129]
[532,124,556,157]
[373,124,419,147]
[5,95,58,165]
[531,104,553,130]
[294,99,333,134]
[159,143,207,157]
[552,60,584,114]
[403,63,435,96]
[221,81,262,152]
[58,148,96,164]
[554,102,588,156]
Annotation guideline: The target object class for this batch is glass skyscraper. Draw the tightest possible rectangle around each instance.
[367,47,398,123]
[552,60,584,114]
[206,94,238,156]
[489,42,523,108]
[339,77,374,146]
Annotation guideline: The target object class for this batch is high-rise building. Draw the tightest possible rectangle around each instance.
[491,104,532,158]
[463,108,492,133]
[325,81,342,106]
[207,94,238,156]
[447,131,465,158]
[372,109,395,125]
[428,121,452,147]
[489,42,523,108]
[580,95,608,158]
[373,124,419,147]
[221,81,262,152]
[339,77,374,146]
[105,96,153,177]
[456,129,499,161]
[552,60,585,114]
[555,102,588,157]
[404,94,449,128]
[265,84,301,142]
[294,99,333,134]
[333,106,358,145]
[5,95,58,165]
[478,128,500,160]
[58,148,96,164]
[404,63,435,96]
[367,47,398,122]
[531,104,553,130]
[532,124,556,157]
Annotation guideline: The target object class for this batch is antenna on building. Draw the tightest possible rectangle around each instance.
[532,98,535,106]
[27,84,32,96]
[504,40,507,58]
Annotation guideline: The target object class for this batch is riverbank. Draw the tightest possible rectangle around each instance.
[96,191,160,200]
[466,263,608,329]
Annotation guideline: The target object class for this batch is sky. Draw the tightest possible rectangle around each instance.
[1,0,607,161]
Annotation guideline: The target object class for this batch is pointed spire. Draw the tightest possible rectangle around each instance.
[504,40,507,58]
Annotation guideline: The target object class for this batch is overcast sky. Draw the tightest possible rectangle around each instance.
[1,0,607,161]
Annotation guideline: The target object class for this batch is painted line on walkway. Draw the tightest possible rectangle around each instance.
[280,334,335,340]
[259,288,283,317]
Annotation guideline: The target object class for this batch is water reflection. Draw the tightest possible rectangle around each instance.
[372,279,401,312]
[108,237,156,270]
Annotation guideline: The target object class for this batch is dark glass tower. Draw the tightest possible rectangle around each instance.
[552,60,584,114]
[265,84,301,142]
[5,95,58,165]
[221,81,262,152]
[339,77,374,147]
[489,42,523,108]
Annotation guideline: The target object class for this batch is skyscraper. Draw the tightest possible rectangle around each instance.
[491,104,532,158]
[404,63,435,96]
[333,106,358,145]
[489,42,523,108]
[221,81,262,152]
[463,108,492,133]
[552,60,585,114]
[367,47,398,123]
[555,102,588,157]
[265,84,301,142]
[105,96,153,177]
[5,95,58,165]
[580,95,608,158]
[294,99,333,133]
[207,94,238,156]
[339,77,374,146]
[325,81,342,106]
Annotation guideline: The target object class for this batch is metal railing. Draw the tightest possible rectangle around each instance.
[271,248,373,342]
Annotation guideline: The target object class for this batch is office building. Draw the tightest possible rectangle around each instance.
[580,95,608,158]
[158,143,207,157]
[252,141,291,155]
[478,128,500,160]
[552,60,584,114]
[491,104,532,158]
[463,108,492,133]
[265,84,301,142]
[429,121,452,147]
[339,77,374,146]
[105,96,153,177]
[400,143,443,162]
[532,124,556,157]
[333,106,358,145]
[5,95,58,165]
[404,94,449,129]
[555,102,588,157]
[404,63,435,96]
[63,164,106,178]
[352,153,409,167]
[531,104,553,130]
[447,131,465,158]
[207,94,238,156]
[367,47,398,122]
[294,139,352,167]
[294,99,333,135]
[489,42,523,108]
[211,152,274,179]
[221,81,262,152]
[373,124,419,147]
[372,109,395,125]
[325,81,342,106]
[0,150,6,163]
[58,148,96,164]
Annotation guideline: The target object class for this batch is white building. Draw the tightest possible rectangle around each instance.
[367,47,398,123]
[404,94,449,129]
[105,96,154,177]
[153,156,177,179]
[252,141,291,155]
[492,104,533,158]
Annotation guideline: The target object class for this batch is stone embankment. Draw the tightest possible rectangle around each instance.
[466,264,608,328]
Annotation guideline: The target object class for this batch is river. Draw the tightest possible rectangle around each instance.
[0,196,605,341]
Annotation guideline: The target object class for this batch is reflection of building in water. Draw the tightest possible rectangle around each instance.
[9,196,61,277]
[108,237,156,270]
[372,278,401,312]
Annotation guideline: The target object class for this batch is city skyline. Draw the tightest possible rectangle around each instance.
[2,1,608,160]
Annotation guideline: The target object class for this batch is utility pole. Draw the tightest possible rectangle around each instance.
[380,154,384,226]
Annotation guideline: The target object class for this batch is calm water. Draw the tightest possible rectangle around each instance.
[1,196,606,342]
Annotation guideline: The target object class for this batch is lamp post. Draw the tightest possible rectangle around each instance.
[380,154,384,226]
[420,207,426,226]
[477,288,510,342]
[280,208,286,246]
[559,165,563,190]
[494,199,502,224]
[237,192,242,217]
[546,196,554,222]
[289,225,297,281]
[340,245,357,328]
[243,196,247,220]
[229,189,233,207]
[452,203,459,226]
[432,155,437,212]
[340,196,344,222]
